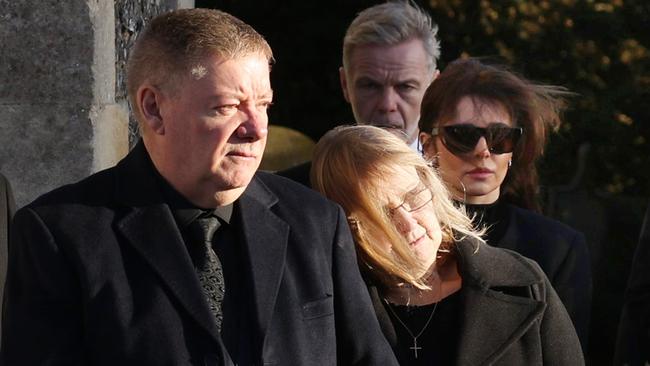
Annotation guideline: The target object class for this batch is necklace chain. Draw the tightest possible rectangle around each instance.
[383,298,438,359]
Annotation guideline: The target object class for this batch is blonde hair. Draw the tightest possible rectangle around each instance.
[311,125,482,288]
[126,8,273,125]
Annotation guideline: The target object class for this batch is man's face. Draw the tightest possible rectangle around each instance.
[340,38,434,145]
[151,53,273,206]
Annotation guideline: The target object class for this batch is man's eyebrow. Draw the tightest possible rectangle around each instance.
[396,78,422,86]
[259,90,274,99]
[354,76,380,84]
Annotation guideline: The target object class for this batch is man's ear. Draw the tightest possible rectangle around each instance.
[430,69,440,85]
[137,85,165,135]
[339,67,351,103]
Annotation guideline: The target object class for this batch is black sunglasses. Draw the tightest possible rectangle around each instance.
[431,123,523,156]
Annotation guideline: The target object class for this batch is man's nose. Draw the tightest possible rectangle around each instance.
[236,108,268,141]
[378,87,399,113]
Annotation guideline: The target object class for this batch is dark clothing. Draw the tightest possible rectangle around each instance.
[1,141,398,366]
[277,161,312,187]
[382,291,460,365]
[370,238,585,365]
[156,165,249,360]
[614,201,650,366]
[158,171,250,363]
[0,173,15,338]
[465,201,592,350]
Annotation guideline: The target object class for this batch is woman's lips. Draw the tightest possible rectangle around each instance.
[409,234,426,247]
[466,168,494,179]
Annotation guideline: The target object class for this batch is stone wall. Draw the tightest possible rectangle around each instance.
[0,0,193,207]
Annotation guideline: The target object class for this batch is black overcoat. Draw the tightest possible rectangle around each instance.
[370,238,585,365]
[1,142,398,366]
[279,163,593,348]
[491,203,592,348]
[613,201,650,365]
[0,173,15,337]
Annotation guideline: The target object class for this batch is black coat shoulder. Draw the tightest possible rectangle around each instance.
[275,161,312,188]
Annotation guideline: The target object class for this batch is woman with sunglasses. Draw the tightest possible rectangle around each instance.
[418,58,592,350]
[311,125,583,365]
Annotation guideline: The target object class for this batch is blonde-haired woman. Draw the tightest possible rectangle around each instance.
[311,125,583,365]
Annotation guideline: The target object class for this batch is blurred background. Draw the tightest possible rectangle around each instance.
[195,1,649,364]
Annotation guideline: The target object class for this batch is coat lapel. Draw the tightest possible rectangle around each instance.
[236,176,289,346]
[113,142,223,344]
[454,239,545,365]
[455,283,545,365]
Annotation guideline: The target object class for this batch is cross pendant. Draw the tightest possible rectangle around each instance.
[410,338,422,359]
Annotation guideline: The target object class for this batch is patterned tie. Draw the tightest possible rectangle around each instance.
[189,215,226,331]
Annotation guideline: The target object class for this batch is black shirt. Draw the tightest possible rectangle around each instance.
[464,200,509,247]
[382,291,461,365]
[153,170,253,365]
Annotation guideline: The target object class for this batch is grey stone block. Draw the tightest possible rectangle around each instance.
[0,0,94,104]
[0,103,93,206]
[0,0,192,207]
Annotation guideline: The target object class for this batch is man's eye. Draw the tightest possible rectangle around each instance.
[357,81,381,90]
[257,101,273,111]
[396,83,417,92]
[214,104,238,115]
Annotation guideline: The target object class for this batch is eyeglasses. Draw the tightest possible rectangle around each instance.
[431,123,523,156]
[387,185,433,217]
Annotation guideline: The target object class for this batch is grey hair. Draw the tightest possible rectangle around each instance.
[342,1,440,73]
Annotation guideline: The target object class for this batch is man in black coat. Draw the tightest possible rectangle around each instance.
[614,201,650,365]
[0,173,14,337]
[1,9,397,366]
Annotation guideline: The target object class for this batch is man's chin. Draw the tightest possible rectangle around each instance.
[379,127,411,143]
[213,166,258,190]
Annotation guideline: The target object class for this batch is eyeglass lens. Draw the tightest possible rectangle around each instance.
[389,187,433,216]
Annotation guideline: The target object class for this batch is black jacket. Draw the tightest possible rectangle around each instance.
[478,202,592,349]
[1,142,398,366]
[0,173,15,337]
[613,201,650,366]
[369,238,585,365]
[279,164,593,350]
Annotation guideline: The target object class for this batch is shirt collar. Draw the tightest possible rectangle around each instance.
[152,166,234,228]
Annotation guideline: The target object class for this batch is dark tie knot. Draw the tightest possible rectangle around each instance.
[190,215,221,245]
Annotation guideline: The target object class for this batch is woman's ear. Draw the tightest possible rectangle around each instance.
[419,132,437,159]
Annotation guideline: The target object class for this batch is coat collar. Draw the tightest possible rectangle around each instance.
[235,174,289,349]
[453,238,545,365]
[112,142,228,355]
[112,142,289,358]
[371,237,545,365]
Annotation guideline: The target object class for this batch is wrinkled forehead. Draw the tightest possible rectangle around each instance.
[348,40,431,73]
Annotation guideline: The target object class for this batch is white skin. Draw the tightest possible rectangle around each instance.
[421,96,513,205]
[378,165,461,305]
[340,38,438,146]
[137,53,273,207]
[379,165,442,274]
